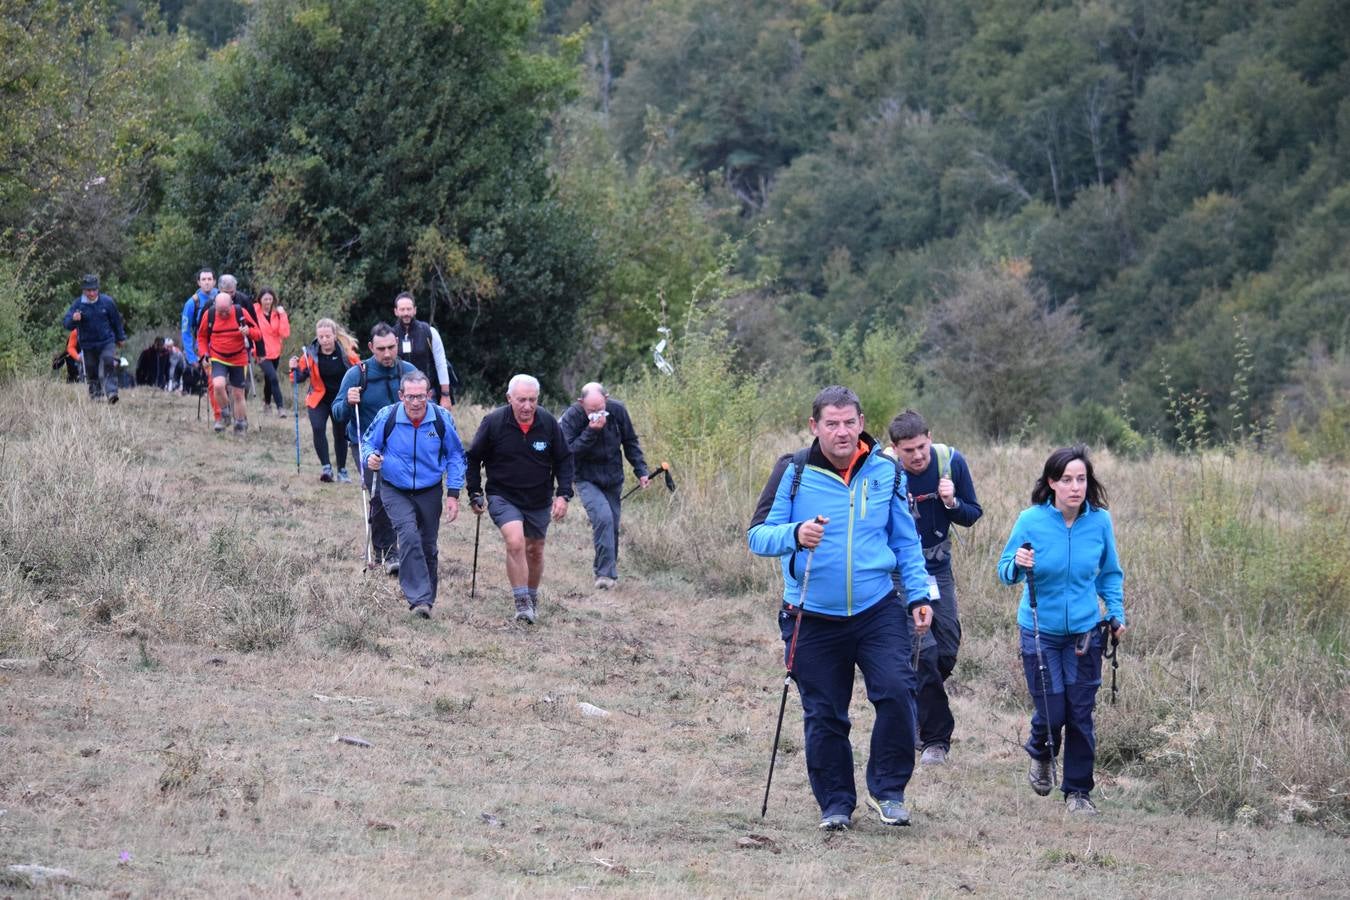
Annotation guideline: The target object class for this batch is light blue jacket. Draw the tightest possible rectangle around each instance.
[361,402,466,493]
[997,502,1126,635]
[179,289,216,364]
[747,439,930,616]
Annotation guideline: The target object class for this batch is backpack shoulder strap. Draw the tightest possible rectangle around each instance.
[787,447,811,502]
[359,362,368,392]
[933,443,953,481]
[382,403,398,442]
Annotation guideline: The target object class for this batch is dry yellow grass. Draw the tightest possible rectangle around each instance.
[1,380,1347,896]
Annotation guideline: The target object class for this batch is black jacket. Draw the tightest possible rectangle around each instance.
[557,398,649,490]
[466,405,575,509]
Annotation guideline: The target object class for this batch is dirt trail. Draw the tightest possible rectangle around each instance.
[1,386,1346,897]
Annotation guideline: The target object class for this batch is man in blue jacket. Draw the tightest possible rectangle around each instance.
[886,409,983,767]
[748,385,933,831]
[180,268,217,410]
[363,371,467,618]
[62,274,126,403]
[333,323,418,572]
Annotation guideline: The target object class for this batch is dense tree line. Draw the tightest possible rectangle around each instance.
[2,0,1346,451]
[553,0,1350,443]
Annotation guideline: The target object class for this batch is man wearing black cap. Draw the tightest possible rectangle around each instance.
[62,274,126,403]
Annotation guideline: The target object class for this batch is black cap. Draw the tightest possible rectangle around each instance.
[80,274,99,291]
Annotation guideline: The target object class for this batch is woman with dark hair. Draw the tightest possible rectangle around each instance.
[251,287,291,418]
[996,445,1127,816]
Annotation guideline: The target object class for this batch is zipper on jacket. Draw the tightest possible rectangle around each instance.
[1064,515,1073,632]
[410,416,418,488]
[846,481,857,615]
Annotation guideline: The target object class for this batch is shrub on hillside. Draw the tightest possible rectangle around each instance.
[1047,401,1146,457]
[925,265,1100,438]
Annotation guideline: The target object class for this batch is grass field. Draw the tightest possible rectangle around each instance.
[1,381,1346,896]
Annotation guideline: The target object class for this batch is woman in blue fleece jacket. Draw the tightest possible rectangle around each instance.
[997,445,1127,816]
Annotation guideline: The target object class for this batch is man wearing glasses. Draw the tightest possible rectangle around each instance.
[363,371,467,619]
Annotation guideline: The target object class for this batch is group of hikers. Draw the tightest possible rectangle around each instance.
[61,272,1128,832]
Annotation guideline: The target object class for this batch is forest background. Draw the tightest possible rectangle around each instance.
[2,0,1347,458]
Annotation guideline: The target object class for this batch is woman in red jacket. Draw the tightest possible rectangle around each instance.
[290,318,359,482]
[252,287,291,418]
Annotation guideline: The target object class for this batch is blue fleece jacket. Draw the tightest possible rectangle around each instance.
[332,358,418,446]
[996,502,1126,636]
[361,403,466,493]
[179,289,217,364]
[747,438,930,616]
[63,293,125,349]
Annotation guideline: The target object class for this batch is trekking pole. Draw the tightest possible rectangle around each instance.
[291,366,301,473]
[1103,618,1121,705]
[354,402,373,570]
[244,335,258,401]
[469,511,482,599]
[1022,542,1058,788]
[621,461,675,501]
[761,515,826,819]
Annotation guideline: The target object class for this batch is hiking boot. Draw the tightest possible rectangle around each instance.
[866,794,911,826]
[385,560,400,576]
[514,595,536,624]
[320,465,334,483]
[594,576,617,590]
[212,417,225,433]
[1065,793,1098,815]
[818,813,851,831]
[107,393,119,406]
[263,403,272,415]
[920,745,948,766]
[277,405,288,419]
[221,408,233,427]
[1028,758,1054,796]
[233,419,248,435]
[336,468,352,484]
[410,604,431,619]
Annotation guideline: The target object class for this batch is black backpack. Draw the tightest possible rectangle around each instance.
[783,447,906,508]
[200,299,249,349]
[381,403,448,443]
[780,446,906,580]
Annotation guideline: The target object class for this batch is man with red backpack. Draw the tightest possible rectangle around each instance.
[197,290,258,434]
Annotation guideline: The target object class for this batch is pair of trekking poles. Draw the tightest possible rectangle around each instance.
[1022,541,1122,790]
[759,537,1122,819]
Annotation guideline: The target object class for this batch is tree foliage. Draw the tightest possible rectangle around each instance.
[152,0,590,394]
[557,0,1350,441]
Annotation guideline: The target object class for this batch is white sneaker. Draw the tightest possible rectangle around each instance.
[594,576,617,590]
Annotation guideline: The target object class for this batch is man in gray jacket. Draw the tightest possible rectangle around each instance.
[558,382,650,589]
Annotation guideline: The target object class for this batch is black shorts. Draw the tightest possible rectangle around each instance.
[487,495,551,540]
[210,360,246,389]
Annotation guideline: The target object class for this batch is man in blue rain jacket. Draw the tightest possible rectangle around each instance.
[748,385,932,831]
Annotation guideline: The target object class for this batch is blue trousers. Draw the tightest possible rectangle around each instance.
[1020,625,1103,796]
[576,480,622,579]
[781,592,918,817]
[381,483,442,608]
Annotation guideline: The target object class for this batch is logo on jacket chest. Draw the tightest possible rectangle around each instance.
[532,441,548,452]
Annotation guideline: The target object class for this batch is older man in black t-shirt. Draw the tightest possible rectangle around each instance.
[465,374,574,624]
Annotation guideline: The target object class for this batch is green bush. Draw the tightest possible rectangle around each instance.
[819,324,919,430]
[1047,401,1146,457]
